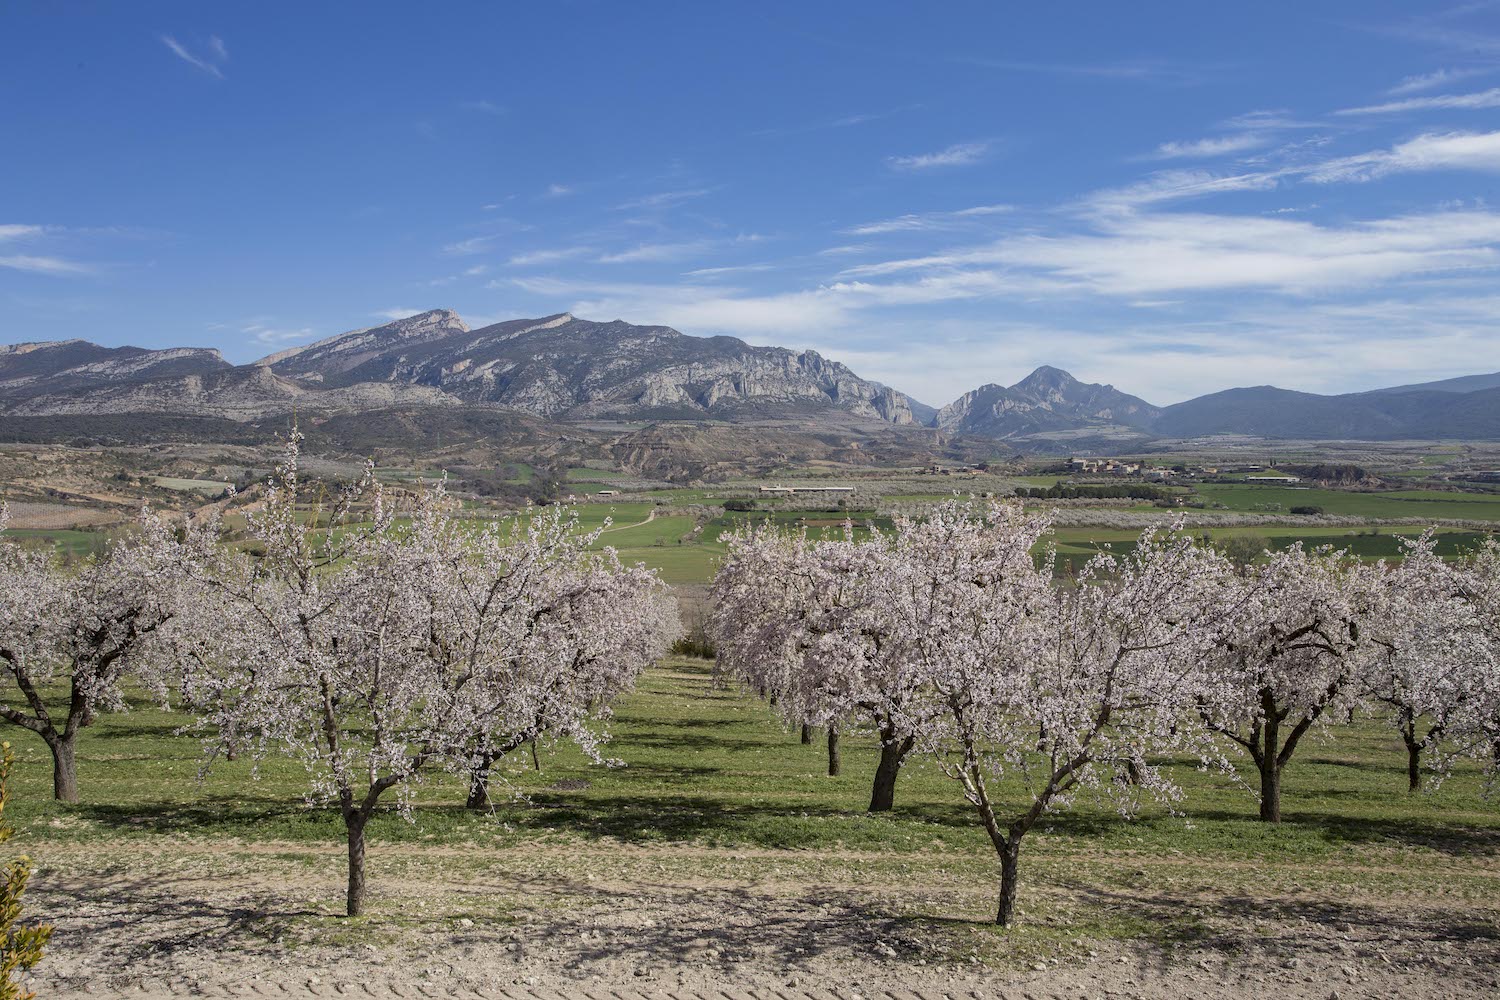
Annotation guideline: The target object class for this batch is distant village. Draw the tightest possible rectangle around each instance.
[1062,457,1301,483]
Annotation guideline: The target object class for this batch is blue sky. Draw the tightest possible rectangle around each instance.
[4,2,1500,406]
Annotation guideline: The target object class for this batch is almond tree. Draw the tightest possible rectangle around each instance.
[1199,544,1385,822]
[1365,533,1484,791]
[901,504,1238,925]
[1440,536,1500,777]
[436,509,677,809]
[0,506,214,802]
[179,438,675,916]
[710,525,926,810]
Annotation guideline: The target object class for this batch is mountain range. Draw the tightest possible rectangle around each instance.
[0,308,1497,445]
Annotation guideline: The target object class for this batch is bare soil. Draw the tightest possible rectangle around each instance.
[24,840,1500,1000]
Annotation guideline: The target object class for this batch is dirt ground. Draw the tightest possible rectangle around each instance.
[23,840,1500,1000]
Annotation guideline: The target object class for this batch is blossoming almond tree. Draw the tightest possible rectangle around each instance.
[179,437,675,916]
[1365,533,1486,791]
[1444,536,1500,776]
[425,505,677,809]
[0,505,215,802]
[1198,544,1385,822]
[710,524,927,810]
[899,504,1238,925]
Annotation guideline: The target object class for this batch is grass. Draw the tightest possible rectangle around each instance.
[12,661,1500,871]
[8,660,1499,964]
[4,527,110,558]
[1195,483,1500,520]
[153,476,232,494]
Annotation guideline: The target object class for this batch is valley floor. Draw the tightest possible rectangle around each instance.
[12,661,1500,999]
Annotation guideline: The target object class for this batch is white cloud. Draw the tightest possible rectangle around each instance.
[544,183,573,197]
[1389,67,1492,95]
[597,241,715,264]
[242,322,317,348]
[372,308,426,321]
[160,35,227,78]
[848,204,1012,235]
[0,225,44,242]
[442,236,493,256]
[1152,134,1269,159]
[887,141,991,171]
[1307,130,1500,182]
[1337,86,1500,115]
[0,255,90,276]
[1084,169,1282,212]
[1220,109,1322,131]
[615,188,712,211]
[984,209,1500,296]
[508,246,594,267]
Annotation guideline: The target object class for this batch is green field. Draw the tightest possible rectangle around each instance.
[1195,483,1500,520]
[153,476,232,494]
[9,660,1499,957]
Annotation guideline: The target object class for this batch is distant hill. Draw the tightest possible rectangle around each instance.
[1363,371,1500,396]
[1151,384,1500,440]
[0,310,920,426]
[3,313,1500,444]
[935,366,1160,439]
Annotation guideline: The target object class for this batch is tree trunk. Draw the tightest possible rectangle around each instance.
[1257,689,1282,823]
[800,723,812,745]
[868,734,914,813]
[49,734,78,804]
[1258,757,1281,823]
[345,812,368,917]
[995,836,1022,926]
[466,767,490,810]
[826,728,841,777]
[1401,716,1422,794]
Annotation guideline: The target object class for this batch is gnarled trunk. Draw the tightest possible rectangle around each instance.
[1258,757,1281,823]
[996,837,1022,926]
[48,733,78,804]
[1400,714,1422,793]
[826,727,841,777]
[467,752,495,810]
[868,733,914,813]
[345,811,369,917]
[800,723,812,745]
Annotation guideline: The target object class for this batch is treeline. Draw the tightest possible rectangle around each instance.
[710,500,1500,926]
[0,436,679,917]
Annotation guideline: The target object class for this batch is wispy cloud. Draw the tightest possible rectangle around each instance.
[1337,86,1500,115]
[1389,66,1492,94]
[0,225,44,242]
[847,204,1012,235]
[1151,133,1270,159]
[0,255,91,276]
[543,183,573,198]
[1084,169,1282,213]
[597,240,716,264]
[508,246,595,267]
[887,141,991,171]
[442,236,494,256]
[683,263,777,277]
[373,308,426,322]
[1307,130,1500,182]
[615,188,712,211]
[243,322,317,348]
[460,100,505,115]
[1220,109,1323,131]
[160,35,228,78]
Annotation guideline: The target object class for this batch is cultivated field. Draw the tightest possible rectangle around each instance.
[13,660,1500,998]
